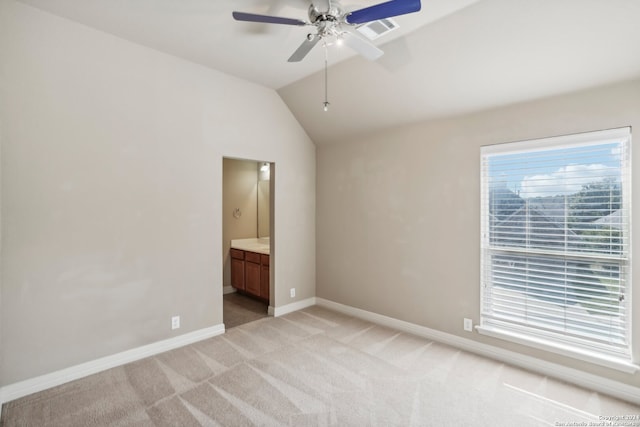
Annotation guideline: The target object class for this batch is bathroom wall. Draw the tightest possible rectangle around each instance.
[222,158,259,289]
[257,164,271,239]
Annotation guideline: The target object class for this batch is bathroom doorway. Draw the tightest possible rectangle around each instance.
[222,157,273,329]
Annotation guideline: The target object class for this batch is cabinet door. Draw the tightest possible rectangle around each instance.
[231,257,245,290]
[260,264,269,301]
[245,261,261,296]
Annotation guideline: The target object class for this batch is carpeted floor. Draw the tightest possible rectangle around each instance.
[2,305,639,426]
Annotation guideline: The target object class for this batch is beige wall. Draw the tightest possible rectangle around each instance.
[222,158,259,288]
[258,174,271,238]
[0,1,315,386]
[316,79,640,388]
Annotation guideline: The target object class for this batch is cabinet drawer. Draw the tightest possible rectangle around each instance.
[245,251,261,264]
[230,248,244,260]
[261,254,270,266]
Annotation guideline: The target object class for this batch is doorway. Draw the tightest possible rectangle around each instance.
[222,157,273,329]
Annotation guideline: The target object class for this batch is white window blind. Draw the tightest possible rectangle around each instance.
[480,128,632,366]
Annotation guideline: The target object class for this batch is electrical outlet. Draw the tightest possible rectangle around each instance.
[290,288,295,298]
[171,315,180,330]
[463,318,473,332]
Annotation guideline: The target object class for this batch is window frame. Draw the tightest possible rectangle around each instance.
[478,127,637,373]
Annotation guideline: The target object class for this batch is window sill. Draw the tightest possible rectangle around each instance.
[476,325,639,374]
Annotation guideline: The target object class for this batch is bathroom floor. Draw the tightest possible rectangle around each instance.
[223,292,268,329]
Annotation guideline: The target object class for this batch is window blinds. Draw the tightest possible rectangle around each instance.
[480,128,631,362]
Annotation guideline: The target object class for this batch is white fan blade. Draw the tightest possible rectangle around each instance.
[342,32,383,61]
[288,37,321,62]
[314,0,332,13]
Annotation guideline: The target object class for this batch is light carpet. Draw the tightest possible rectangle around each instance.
[2,306,639,426]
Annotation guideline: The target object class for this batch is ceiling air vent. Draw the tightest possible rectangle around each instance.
[355,18,399,41]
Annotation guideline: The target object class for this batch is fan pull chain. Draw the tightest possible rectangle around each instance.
[323,45,330,112]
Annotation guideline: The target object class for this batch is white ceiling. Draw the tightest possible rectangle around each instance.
[17,0,640,145]
[16,0,476,89]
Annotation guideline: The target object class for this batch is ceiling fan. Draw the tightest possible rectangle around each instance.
[232,0,422,62]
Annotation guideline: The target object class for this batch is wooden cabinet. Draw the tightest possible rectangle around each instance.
[230,249,245,291]
[230,248,269,302]
[260,254,270,301]
[245,252,261,296]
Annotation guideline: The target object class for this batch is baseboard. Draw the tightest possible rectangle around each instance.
[223,285,236,295]
[0,323,225,406]
[270,297,316,317]
[315,298,640,405]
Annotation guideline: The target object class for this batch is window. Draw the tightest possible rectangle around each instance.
[479,128,634,371]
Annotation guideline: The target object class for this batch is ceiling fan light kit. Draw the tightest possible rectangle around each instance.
[233,0,422,109]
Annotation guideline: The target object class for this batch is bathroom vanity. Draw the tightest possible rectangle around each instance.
[230,238,270,302]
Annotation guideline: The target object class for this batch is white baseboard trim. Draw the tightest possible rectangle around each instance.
[315,298,640,405]
[223,286,237,295]
[0,323,225,406]
[270,297,316,317]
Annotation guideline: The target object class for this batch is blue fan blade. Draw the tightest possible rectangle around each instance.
[346,0,421,24]
[232,11,306,26]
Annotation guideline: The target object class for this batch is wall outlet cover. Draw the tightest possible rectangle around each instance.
[171,316,180,330]
[463,318,473,332]
[290,288,295,298]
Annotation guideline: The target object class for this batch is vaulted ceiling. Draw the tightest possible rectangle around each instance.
[17,0,640,145]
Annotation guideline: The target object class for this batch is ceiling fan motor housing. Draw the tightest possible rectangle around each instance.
[308,2,342,24]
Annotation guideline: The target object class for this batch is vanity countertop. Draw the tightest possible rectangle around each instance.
[231,238,270,255]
